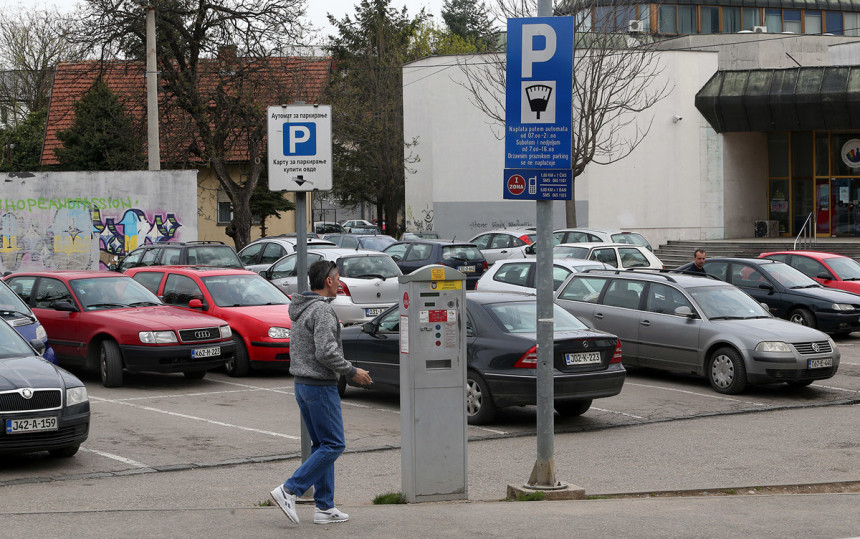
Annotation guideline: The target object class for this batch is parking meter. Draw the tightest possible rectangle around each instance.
[399,265,468,502]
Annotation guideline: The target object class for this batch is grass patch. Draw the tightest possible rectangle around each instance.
[586,495,612,500]
[515,491,546,502]
[256,499,273,507]
[721,489,738,495]
[373,492,407,505]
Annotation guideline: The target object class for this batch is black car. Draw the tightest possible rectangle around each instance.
[0,318,89,457]
[383,240,489,289]
[115,241,243,272]
[676,257,860,335]
[339,292,626,424]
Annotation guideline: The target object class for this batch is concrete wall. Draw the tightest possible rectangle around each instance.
[1,170,197,272]
[722,132,768,238]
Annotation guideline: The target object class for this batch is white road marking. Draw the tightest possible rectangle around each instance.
[89,396,300,440]
[79,447,149,468]
[625,382,766,406]
[840,361,859,366]
[811,384,859,393]
[591,407,644,419]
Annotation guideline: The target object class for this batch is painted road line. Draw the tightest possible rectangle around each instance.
[625,382,766,406]
[591,407,645,420]
[79,447,149,468]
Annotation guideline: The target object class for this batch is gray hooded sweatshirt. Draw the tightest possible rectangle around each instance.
[288,292,357,385]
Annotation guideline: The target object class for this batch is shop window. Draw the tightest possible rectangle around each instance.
[701,7,720,33]
[765,9,782,32]
[679,5,696,33]
[784,10,801,33]
[723,7,741,33]
[742,7,761,30]
[804,11,822,34]
[659,5,677,34]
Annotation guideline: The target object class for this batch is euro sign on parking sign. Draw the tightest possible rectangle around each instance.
[267,104,333,191]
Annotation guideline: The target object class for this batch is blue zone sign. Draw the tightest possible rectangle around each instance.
[504,169,572,201]
[504,17,573,200]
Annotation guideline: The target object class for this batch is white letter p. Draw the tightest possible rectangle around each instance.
[521,24,556,78]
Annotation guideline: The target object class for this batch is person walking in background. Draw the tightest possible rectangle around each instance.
[270,260,372,525]
[687,249,707,274]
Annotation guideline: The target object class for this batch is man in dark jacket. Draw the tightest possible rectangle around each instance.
[685,249,707,274]
[271,259,372,525]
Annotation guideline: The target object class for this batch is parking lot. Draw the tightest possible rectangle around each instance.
[3,333,858,487]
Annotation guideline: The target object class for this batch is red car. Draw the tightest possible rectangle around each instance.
[759,251,860,295]
[125,266,291,377]
[3,271,234,387]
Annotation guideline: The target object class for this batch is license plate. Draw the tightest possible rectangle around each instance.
[808,357,832,369]
[192,346,220,359]
[366,308,385,316]
[457,265,476,273]
[6,416,58,434]
[565,352,602,365]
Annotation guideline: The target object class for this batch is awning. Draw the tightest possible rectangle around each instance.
[695,66,860,132]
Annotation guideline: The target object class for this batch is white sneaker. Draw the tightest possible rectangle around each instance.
[270,485,299,524]
[314,507,349,524]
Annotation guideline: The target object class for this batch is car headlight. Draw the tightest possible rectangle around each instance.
[755,341,791,353]
[36,324,47,341]
[831,303,854,311]
[66,386,88,406]
[139,331,178,344]
[268,327,290,339]
[220,325,232,338]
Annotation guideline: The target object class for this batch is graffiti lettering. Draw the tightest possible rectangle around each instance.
[3,196,133,212]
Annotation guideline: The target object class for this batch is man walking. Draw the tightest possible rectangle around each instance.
[271,259,372,525]
[687,249,707,274]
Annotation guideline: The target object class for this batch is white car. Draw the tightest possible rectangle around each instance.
[552,227,653,252]
[551,242,664,270]
[341,219,376,232]
[261,248,402,325]
[475,258,608,294]
[469,228,537,265]
[238,236,337,274]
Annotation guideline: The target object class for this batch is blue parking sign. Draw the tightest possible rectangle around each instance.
[283,122,316,156]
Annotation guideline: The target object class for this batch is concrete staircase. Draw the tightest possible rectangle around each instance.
[654,239,860,269]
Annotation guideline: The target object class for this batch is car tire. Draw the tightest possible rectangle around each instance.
[708,347,748,394]
[100,339,124,388]
[466,371,496,425]
[788,308,815,328]
[225,334,250,377]
[184,370,207,380]
[337,374,347,397]
[49,445,80,458]
[554,399,593,417]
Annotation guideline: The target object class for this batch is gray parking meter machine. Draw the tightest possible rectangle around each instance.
[399,265,468,502]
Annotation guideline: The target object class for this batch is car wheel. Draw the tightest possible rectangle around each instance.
[708,347,748,394]
[554,399,592,417]
[466,371,496,425]
[786,380,814,389]
[49,445,80,458]
[788,308,815,328]
[225,334,250,377]
[184,370,207,380]
[100,339,124,388]
[337,374,347,397]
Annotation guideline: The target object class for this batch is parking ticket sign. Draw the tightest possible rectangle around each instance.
[267,104,332,191]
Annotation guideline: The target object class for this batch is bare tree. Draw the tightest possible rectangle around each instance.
[458,0,671,225]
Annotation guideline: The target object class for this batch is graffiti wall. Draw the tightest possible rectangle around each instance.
[1,170,198,273]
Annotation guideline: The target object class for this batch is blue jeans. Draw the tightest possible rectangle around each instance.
[284,384,345,510]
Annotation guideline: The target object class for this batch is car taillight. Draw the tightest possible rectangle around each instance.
[482,261,488,271]
[519,235,533,245]
[337,281,351,296]
[611,339,623,364]
[514,345,538,368]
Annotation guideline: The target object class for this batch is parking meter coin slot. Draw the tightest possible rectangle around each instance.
[426,359,452,369]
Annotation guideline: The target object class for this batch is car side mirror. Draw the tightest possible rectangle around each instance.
[674,305,695,318]
[30,339,46,354]
[758,282,774,291]
[816,273,832,281]
[108,263,118,272]
[525,244,536,255]
[760,302,771,312]
[362,321,376,335]
[188,298,204,310]
[52,300,79,312]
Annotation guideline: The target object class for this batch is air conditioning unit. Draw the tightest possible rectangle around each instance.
[754,220,779,238]
[628,19,645,34]
[752,26,767,33]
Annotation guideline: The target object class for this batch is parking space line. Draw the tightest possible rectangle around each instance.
[591,407,645,419]
[79,447,149,468]
[99,388,280,402]
[89,396,301,440]
[625,382,766,406]
[811,384,859,393]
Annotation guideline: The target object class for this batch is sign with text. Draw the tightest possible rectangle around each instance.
[502,168,572,200]
[505,17,573,176]
[267,104,332,191]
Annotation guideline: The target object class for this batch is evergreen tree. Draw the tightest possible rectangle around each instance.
[55,78,145,170]
[0,108,47,172]
[441,0,498,51]
[250,169,296,237]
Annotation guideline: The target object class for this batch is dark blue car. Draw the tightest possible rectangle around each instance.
[0,279,56,364]
[383,240,489,289]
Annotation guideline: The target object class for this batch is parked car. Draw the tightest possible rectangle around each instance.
[383,240,488,289]
[126,266,291,377]
[347,226,381,235]
[759,250,860,295]
[553,228,653,251]
[0,318,89,457]
[340,292,625,424]
[313,222,346,234]
[554,268,840,394]
[401,230,441,240]
[546,242,664,270]
[475,258,608,294]
[323,233,398,251]
[341,219,375,232]
[469,228,537,265]
[115,241,243,273]
[263,248,402,325]
[1,279,56,364]
[238,236,337,274]
[2,271,235,387]
[676,257,860,335]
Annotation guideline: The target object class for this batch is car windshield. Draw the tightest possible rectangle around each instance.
[554,246,590,259]
[687,286,770,320]
[187,246,243,269]
[340,255,402,279]
[442,245,484,263]
[485,302,589,333]
[0,282,34,320]
[759,263,820,289]
[0,320,35,358]
[358,236,397,250]
[70,277,162,311]
[826,256,860,280]
[611,232,651,250]
[201,274,290,307]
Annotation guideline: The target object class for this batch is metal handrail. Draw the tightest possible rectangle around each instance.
[793,212,816,250]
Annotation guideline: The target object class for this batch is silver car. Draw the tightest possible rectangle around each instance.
[238,236,337,274]
[475,258,607,294]
[262,248,402,325]
[553,269,840,394]
[469,228,536,265]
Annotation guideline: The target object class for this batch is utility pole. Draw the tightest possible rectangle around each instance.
[145,4,160,170]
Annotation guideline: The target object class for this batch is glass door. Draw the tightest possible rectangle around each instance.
[816,179,830,236]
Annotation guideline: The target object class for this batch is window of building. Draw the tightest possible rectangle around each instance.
[804,11,822,34]
[679,5,696,33]
[765,9,782,32]
[743,7,761,30]
[701,6,720,34]
[595,5,613,32]
[658,5,677,34]
[837,12,852,35]
[615,5,636,32]
[217,201,232,225]
[783,10,801,33]
[723,7,741,33]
